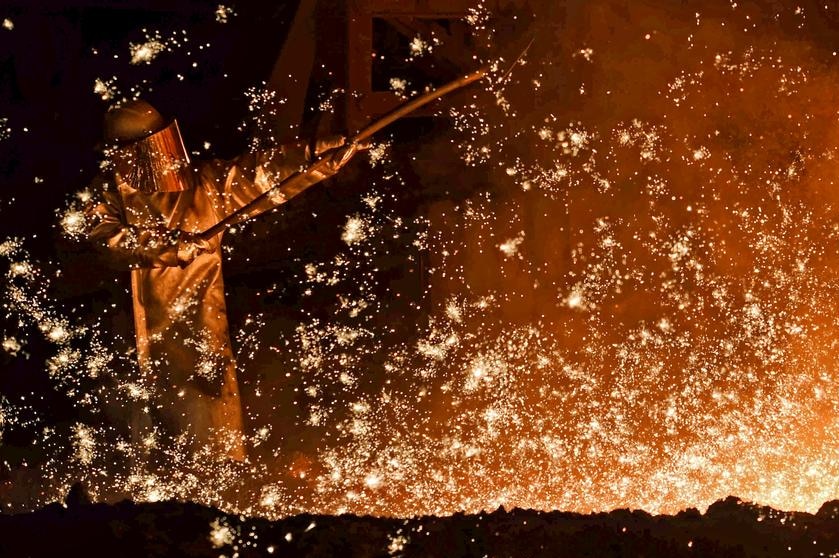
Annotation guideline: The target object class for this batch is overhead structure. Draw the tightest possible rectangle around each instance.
[346,0,482,130]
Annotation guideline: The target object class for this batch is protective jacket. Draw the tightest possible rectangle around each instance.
[88,139,343,461]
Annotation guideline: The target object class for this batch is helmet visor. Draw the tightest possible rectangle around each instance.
[111,119,194,193]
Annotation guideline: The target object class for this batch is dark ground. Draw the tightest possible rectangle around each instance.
[2,493,839,557]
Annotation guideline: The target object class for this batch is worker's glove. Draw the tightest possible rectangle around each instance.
[313,134,348,156]
[175,231,211,267]
[322,139,371,175]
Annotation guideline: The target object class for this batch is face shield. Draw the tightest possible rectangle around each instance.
[109,119,196,193]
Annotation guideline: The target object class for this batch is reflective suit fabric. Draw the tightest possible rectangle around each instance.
[89,143,328,461]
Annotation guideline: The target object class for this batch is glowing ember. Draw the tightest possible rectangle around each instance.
[498,232,525,258]
[341,215,368,245]
[59,209,86,237]
[389,77,408,96]
[93,77,118,101]
[387,534,409,554]
[129,38,166,65]
[215,4,235,24]
[0,117,9,142]
[208,518,235,548]
[2,337,22,356]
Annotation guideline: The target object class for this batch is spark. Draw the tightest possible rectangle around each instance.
[389,77,408,96]
[8,261,33,278]
[209,518,235,549]
[0,117,9,141]
[130,38,166,65]
[498,232,525,258]
[215,4,235,23]
[93,77,118,101]
[367,142,391,167]
[566,286,587,309]
[73,424,96,465]
[60,209,86,238]
[2,337,22,356]
[409,36,432,57]
[364,473,382,489]
[47,326,69,344]
[388,534,409,555]
[341,215,368,245]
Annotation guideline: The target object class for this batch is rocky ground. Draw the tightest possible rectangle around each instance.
[1,490,838,557]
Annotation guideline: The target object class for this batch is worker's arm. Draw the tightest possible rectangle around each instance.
[204,136,361,224]
[85,188,209,268]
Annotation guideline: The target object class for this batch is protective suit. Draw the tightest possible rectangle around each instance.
[87,100,355,461]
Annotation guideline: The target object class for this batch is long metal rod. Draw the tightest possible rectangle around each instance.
[199,67,488,241]
[350,67,487,144]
